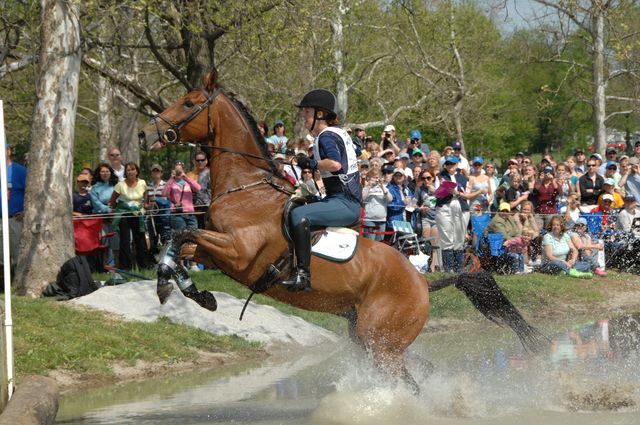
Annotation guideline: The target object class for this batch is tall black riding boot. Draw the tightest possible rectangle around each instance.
[281,218,312,292]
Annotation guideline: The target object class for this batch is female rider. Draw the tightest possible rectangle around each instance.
[282,89,362,292]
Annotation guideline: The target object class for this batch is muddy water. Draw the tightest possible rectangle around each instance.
[56,314,640,425]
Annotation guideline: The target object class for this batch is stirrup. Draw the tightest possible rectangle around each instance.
[280,270,311,292]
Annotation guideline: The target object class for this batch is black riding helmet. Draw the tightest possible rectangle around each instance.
[296,89,338,131]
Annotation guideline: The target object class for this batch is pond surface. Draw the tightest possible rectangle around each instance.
[56,314,640,425]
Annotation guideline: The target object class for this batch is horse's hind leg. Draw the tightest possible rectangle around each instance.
[356,292,428,395]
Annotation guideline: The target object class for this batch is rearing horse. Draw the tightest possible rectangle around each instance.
[139,70,542,391]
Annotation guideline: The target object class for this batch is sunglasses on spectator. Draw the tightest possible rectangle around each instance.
[421,175,433,181]
[302,170,313,174]
[195,158,207,162]
[109,153,120,157]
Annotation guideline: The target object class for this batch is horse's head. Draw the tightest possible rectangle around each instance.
[139,70,220,151]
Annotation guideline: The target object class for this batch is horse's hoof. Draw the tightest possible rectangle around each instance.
[185,290,218,312]
[157,281,174,304]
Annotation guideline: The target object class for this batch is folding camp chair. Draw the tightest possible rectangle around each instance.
[391,220,425,256]
[73,217,114,272]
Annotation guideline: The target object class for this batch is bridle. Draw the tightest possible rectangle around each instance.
[144,88,295,200]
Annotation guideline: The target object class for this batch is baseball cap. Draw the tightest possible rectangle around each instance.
[629,157,640,165]
[624,194,636,202]
[358,160,370,168]
[273,153,286,160]
[452,140,463,150]
[603,178,616,186]
[151,163,163,171]
[575,217,587,226]
[620,155,629,161]
[590,153,603,161]
[383,124,395,132]
[399,152,410,160]
[602,194,614,202]
[499,202,511,212]
[76,174,90,183]
[543,166,554,174]
[515,151,525,157]
[382,164,395,174]
[472,156,484,165]
[393,168,404,175]
[412,148,424,156]
[444,155,459,165]
[508,158,518,165]
[274,119,284,126]
[354,126,364,132]
[606,147,617,153]
[574,148,585,154]
[635,140,640,146]
[409,129,421,140]
[606,161,618,169]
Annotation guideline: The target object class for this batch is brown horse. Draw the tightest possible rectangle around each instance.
[139,70,542,391]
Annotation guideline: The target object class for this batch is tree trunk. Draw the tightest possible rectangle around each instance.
[592,7,607,156]
[118,110,140,166]
[97,74,113,163]
[15,0,81,296]
[332,1,347,122]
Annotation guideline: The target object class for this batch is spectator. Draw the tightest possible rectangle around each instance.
[619,155,630,178]
[406,129,428,155]
[563,193,582,228]
[570,217,607,276]
[534,165,559,226]
[435,155,471,272]
[522,163,537,197]
[109,162,155,270]
[73,174,93,216]
[187,151,212,229]
[591,193,617,232]
[487,202,523,273]
[602,160,621,188]
[451,140,470,174]
[358,159,371,185]
[162,161,201,237]
[574,148,587,174]
[89,163,119,267]
[425,150,441,178]
[413,169,441,272]
[484,162,500,201]
[440,146,454,166]
[596,178,623,208]
[370,156,384,172]
[367,140,382,158]
[299,167,322,198]
[540,215,592,278]
[505,173,529,212]
[499,158,520,186]
[633,139,640,162]
[555,163,575,212]
[386,169,411,229]
[108,147,125,181]
[274,153,297,186]
[353,127,365,152]
[577,158,604,206]
[267,120,288,153]
[506,228,535,273]
[467,156,492,215]
[380,124,403,154]
[409,148,426,171]
[514,200,541,263]
[362,168,392,241]
[397,152,413,179]
[615,194,640,234]
[146,163,171,249]
[619,157,640,201]
[565,156,583,182]
[1,144,27,270]
[599,147,618,175]
[590,152,603,170]
[79,167,93,189]
[408,165,421,192]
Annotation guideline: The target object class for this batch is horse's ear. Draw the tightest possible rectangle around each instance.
[203,69,218,92]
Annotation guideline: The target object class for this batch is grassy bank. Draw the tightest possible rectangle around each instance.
[7,268,639,385]
[9,295,260,382]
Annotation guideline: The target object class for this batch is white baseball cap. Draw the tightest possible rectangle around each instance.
[383,124,396,132]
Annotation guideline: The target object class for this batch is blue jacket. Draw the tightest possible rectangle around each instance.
[90,181,115,214]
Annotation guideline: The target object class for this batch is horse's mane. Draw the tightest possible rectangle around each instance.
[223,90,278,174]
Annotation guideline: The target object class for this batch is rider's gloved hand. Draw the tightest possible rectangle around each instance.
[296,153,317,171]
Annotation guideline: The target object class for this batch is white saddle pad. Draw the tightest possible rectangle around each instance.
[311,227,359,262]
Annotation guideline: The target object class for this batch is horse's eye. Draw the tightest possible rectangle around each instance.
[184,100,194,108]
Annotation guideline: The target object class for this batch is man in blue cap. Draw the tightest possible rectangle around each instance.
[406,129,429,156]
[267,119,288,154]
[599,147,618,175]
[451,140,469,174]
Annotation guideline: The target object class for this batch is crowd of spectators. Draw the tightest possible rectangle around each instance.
[270,124,640,279]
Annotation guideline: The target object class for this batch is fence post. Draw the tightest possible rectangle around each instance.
[0,305,7,411]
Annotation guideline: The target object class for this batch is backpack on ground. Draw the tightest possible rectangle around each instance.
[43,255,101,300]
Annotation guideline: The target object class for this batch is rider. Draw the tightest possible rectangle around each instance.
[280,89,362,292]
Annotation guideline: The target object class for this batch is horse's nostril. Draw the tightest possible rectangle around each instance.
[138,131,146,140]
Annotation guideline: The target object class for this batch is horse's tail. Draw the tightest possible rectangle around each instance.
[429,271,547,353]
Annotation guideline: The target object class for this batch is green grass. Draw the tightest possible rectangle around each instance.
[9,296,259,379]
